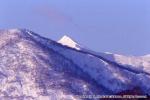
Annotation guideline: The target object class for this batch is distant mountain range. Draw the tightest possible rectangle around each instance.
[0,29,149,100]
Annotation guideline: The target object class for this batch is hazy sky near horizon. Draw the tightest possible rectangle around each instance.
[0,0,150,55]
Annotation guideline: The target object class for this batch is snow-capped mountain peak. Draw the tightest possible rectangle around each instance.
[58,35,81,50]
[1,29,150,99]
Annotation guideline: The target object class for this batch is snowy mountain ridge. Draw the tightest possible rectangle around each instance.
[58,35,150,73]
[0,29,150,100]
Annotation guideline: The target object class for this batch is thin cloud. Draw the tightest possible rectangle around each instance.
[34,5,85,34]
[35,6,72,25]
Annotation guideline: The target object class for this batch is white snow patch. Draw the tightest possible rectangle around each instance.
[58,35,81,50]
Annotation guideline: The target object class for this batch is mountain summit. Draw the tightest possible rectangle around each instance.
[0,29,150,100]
[58,35,81,50]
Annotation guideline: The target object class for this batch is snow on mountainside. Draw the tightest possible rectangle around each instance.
[0,29,150,100]
[58,35,81,50]
[58,36,150,94]
[58,35,150,75]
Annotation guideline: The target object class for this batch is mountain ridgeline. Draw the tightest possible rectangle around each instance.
[0,29,150,100]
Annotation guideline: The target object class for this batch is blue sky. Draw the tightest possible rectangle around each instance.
[0,0,150,55]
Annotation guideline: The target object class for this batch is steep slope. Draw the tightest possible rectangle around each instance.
[57,35,150,94]
[58,35,150,74]
[0,29,105,100]
[0,29,150,100]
